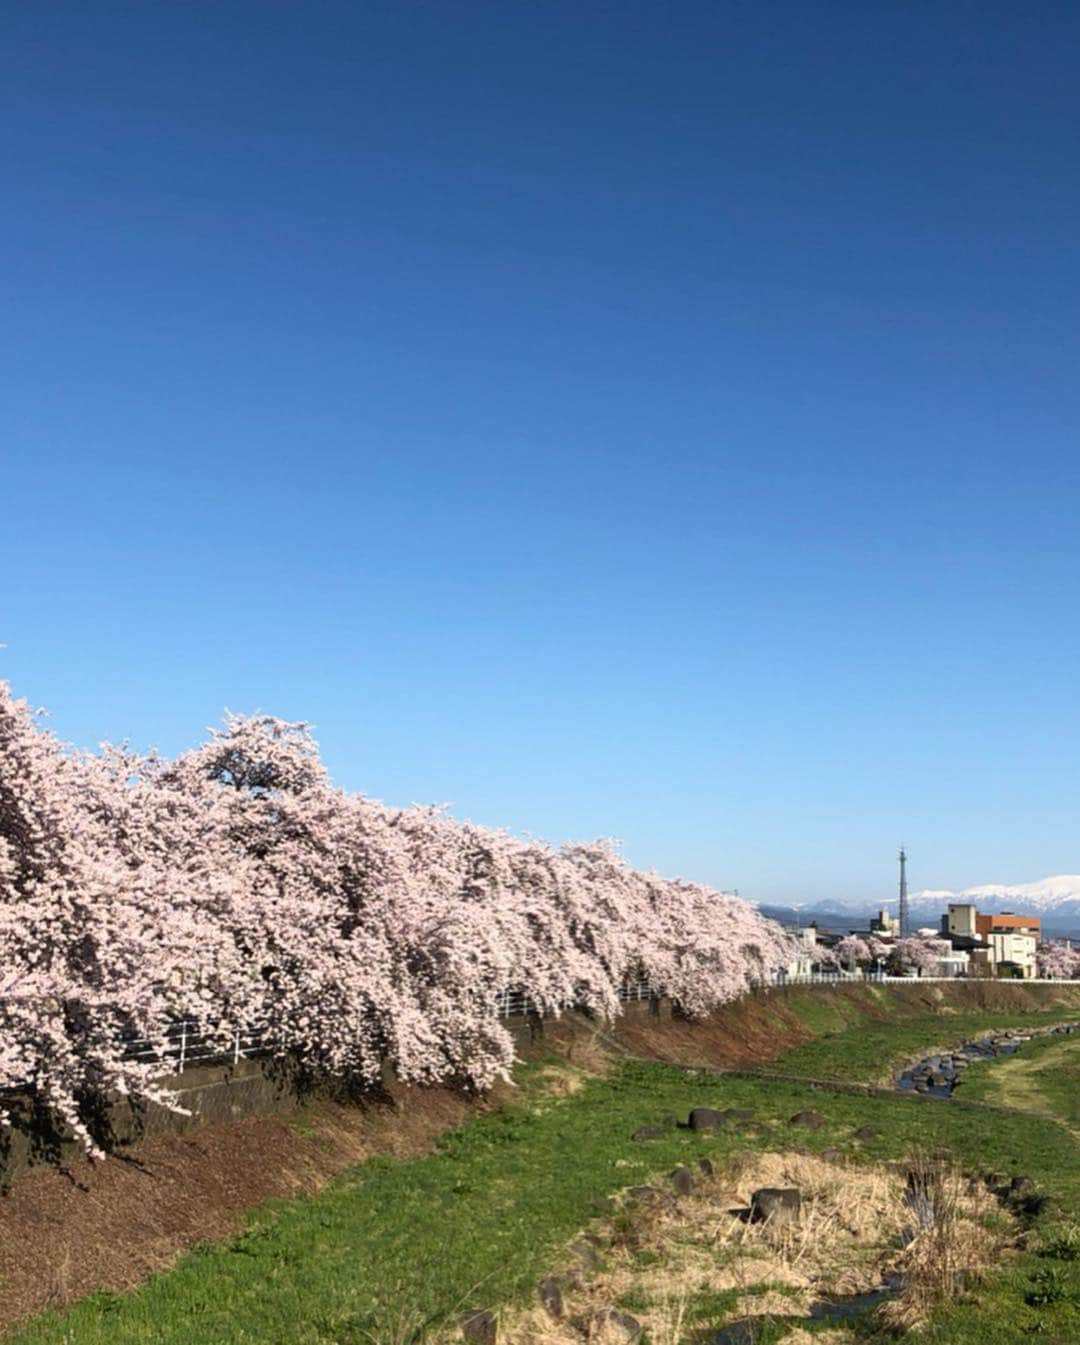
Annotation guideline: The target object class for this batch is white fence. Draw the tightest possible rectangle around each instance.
[770,971,1080,987]
[494,977,654,1020]
[12,971,1080,1083]
[119,1019,267,1075]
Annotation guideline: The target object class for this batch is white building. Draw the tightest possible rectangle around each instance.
[784,926,816,978]
[942,902,1037,978]
[987,930,1037,978]
[930,945,970,978]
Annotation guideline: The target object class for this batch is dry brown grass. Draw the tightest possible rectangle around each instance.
[777,1329,853,1344]
[879,1153,1005,1330]
[491,1149,1014,1345]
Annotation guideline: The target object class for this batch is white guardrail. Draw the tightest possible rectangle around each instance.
[10,972,1080,1083]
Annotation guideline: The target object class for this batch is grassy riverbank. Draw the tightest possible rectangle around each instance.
[956,1031,1080,1129]
[7,987,1080,1343]
[769,1007,1080,1083]
[8,1052,1080,1345]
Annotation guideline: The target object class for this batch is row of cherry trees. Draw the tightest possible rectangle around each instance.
[1036,941,1080,979]
[812,933,949,974]
[818,931,1080,979]
[0,678,793,1153]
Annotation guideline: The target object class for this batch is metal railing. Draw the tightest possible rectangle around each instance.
[118,1019,267,1075]
[493,978,654,1020]
[10,971,1080,1086]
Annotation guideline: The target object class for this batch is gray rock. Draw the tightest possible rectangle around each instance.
[699,1157,715,1177]
[688,1107,729,1131]
[591,1309,643,1343]
[853,1124,879,1140]
[669,1165,694,1195]
[626,1185,659,1202]
[750,1186,802,1226]
[570,1240,600,1272]
[459,1310,497,1345]
[537,1278,564,1319]
[1010,1175,1035,1194]
[632,1125,667,1141]
[789,1110,826,1130]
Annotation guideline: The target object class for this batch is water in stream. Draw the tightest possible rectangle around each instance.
[896,1021,1080,1098]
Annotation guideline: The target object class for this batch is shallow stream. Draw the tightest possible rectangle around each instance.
[895,1021,1080,1098]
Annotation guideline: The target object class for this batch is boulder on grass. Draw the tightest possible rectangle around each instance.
[626,1185,659,1202]
[669,1165,694,1195]
[537,1277,564,1319]
[789,1110,826,1130]
[750,1187,802,1226]
[459,1310,497,1345]
[570,1240,600,1273]
[853,1124,879,1140]
[590,1308,643,1343]
[631,1125,666,1141]
[688,1107,729,1131]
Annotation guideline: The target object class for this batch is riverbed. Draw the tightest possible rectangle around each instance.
[896,1021,1080,1098]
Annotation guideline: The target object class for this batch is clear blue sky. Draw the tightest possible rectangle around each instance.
[3,2,1078,906]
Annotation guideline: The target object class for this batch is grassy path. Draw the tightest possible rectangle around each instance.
[7,1055,1080,1345]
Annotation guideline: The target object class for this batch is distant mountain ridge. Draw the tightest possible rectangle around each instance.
[758,875,1080,939]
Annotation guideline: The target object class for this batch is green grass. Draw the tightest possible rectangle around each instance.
[769,1008,1079,1083]
[8,1048,1080,1345]
[955,1031,1080,1128]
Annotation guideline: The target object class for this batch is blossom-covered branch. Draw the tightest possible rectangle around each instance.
[0,679,792,1152]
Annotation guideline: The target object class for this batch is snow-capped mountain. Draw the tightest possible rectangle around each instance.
[760,876,1080,938]
[844,875,1080,933]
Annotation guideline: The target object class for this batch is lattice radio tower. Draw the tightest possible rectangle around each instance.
[898,846,909,938]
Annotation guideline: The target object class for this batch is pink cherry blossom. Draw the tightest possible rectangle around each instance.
[1036,941,1080,979]
[834,935,872,967]
[0,677,793,1153]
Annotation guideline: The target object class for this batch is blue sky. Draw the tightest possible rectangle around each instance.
[3,2,1079,905]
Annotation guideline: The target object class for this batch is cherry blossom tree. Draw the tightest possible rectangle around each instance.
[1036,941,1080,979]
[0,677,794,1152]
[810,942,840,969]
[888,936,948,975]
[834,935,871,969]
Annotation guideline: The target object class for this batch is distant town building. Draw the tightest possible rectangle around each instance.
[985,930,1037,978]
[870,908,898,935]
[783,925,817,978]
[944,903,979,938]
[940,903,1037,978]
[975,911,1041,938]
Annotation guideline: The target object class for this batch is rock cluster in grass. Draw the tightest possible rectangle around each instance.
[899,1022,1080,1098]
